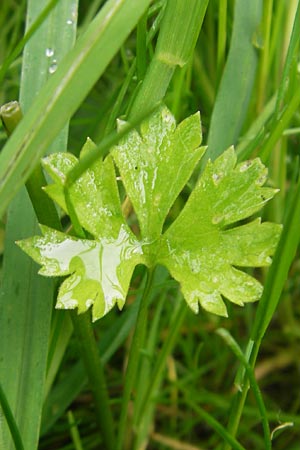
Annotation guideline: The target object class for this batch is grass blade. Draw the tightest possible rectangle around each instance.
[205,0,262,161]
[180,385,247,450]
[0,1,78,449]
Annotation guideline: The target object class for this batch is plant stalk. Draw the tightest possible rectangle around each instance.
[70,311,116,450]
[133,298,187,449]
[129,0,208,121]
[116,268,155,450]
[222,341,260,450]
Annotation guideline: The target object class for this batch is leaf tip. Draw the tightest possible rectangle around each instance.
[187,290,228,317]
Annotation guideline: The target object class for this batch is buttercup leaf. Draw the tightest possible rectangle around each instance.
[158,147,282,316]
[18,225,142,321]
[43,138,124,238]
[112,105,205,242]
[18,139,144,320]
[17,106,282,320]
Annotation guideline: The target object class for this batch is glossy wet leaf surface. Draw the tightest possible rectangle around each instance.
[158,148,282,316]
[18,106,282,319]
[18,138,143,321]
[112,107,205,242]
[19,224,142,321]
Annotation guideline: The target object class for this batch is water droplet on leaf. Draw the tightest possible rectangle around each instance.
[212,173,223,185]
[255,174,266,185]
[45,48,54,57]
[49,60,58,74]
[239,161,252,172]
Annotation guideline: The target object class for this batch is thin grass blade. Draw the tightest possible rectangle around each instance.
[205,0,263,161]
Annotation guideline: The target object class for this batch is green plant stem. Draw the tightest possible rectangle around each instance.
[129,58,174,120]
[0,101,23,135]
[217,331,270,449]
[136,299,187,423]
[67,410,84,450]
[170,65,188,118]
[70,311,116,450]
[0,382,24,450]
[129,0,208,121]
[116,268,155,450]
[260,79,300,163]
[133,298,187,448]
[236,94,276,160]
[222,340,260,450]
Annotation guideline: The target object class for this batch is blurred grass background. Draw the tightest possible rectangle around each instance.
[1,0,300,449]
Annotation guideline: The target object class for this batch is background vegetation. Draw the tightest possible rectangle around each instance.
[0,0,300,449]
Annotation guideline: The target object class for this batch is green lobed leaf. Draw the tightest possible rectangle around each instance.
[112,105,205,243]
[18,225,142,321]
[17,107,282,320]
[158,147,282,316]
[42,138,125,238]
[18,140,144,321]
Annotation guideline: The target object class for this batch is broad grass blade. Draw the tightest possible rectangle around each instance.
[0,1,78,448]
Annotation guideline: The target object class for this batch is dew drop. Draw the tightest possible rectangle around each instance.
[66,19,73,25]
[45,48,54,57]
[212,172,222,185]
[255,174,266,185]
[49,60,58,74]
[239,160,252,172]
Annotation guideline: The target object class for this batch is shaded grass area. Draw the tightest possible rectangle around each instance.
[1,1,300,449]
